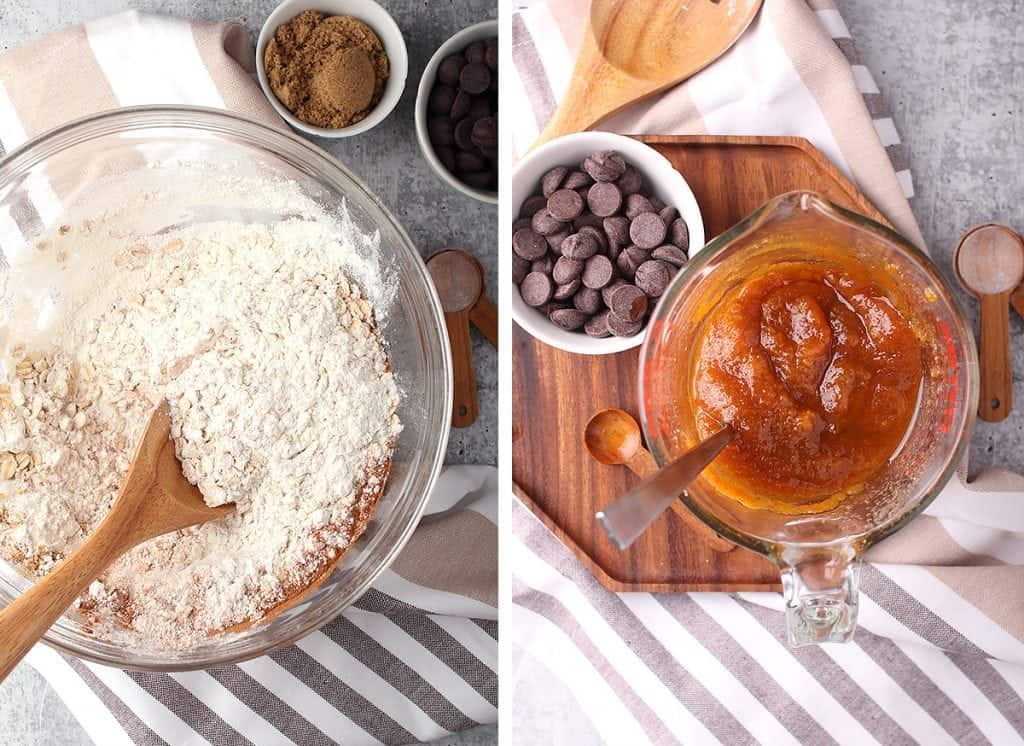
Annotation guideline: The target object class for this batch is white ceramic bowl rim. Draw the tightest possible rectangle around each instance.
[414,19,499,205]
[256,0,409,138]
[510,132,705,355]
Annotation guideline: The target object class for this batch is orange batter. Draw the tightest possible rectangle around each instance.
[691,259,923,513]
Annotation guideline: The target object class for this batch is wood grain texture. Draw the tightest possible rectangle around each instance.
[446,310,479,428]
[512,135,889,592]
[470,296,499,349]
[1012,284,1024,321]
[0,402,231,680]
[978,293,1014,421]
[533,0,762,148]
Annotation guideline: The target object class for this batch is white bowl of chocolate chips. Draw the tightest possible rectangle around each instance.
[511,132,705,355]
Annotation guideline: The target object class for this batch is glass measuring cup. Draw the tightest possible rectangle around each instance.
[639,191,977,645]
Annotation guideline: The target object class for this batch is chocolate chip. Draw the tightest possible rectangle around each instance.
[469,96,491,120]
[542,166,569,197]
[582,254,614,289]
[429,85,456,115]
[547,189,584,221]
[573,212,604,232]
[460,62,491,95]
[541,301,572,315]
[603,216,630,248]
[547,229,570,254]
[462,171,495,190]
[453,118,476,151]
[669,218,690,252]
[652,245,688,268]
[519,194,547,218]
[607,313,644,337]
[577,225,608,252]
[520,272,553,307]
[549,308,589,330]
[513,254,531,285]
[560,232,599,260]
[617,165,643,195]
[659,205,679,224]
[553,256,585,284]
[485,38,498,71]
[531,256,554,275]
[601,278,628,308]
[438,54,465,86]
[630,212,667,249]
[471,116,497,150]
[616,246,650,280]
[513,228,549,260]
[609,284,648,322]
[587,182,623,217]
[437,146,456,172]
[428,117,454,146]
[513,217,533,233]
[574,286,603,314]
[584,311,612,338]
[624,193,654,219]
[583,150,627,182]
[456,150,487,173]
[649,196,666,212]
[553,279,582,301]
[465,40,486,64]
[532,210,566,236]
[635,260,673,297]
[450,90,472,120]
[563,170,593,190]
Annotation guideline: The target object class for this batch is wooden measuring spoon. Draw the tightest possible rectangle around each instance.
[0,401,233,681]
[533,0,763,148]
[955,225,1024,422]
[1012,284,1024,322]
[428,249,485,427]
[584,408,734,551]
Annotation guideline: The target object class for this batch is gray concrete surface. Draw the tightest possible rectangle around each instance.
[0,1,497,745]
[840,0,1024,475]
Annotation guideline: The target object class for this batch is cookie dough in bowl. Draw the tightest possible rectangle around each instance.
[0,107,451,668]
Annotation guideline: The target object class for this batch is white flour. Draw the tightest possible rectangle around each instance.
[0,172,401,649]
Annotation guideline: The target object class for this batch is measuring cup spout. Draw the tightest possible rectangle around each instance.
[778,545,860,646]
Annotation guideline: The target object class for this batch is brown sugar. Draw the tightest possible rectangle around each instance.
[264,11,390,129]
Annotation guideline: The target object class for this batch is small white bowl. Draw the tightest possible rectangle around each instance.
[510,132,705,355]
[414,20,498,204]
[256,0,408,138]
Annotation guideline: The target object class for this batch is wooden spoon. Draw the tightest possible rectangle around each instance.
[955,225,1024,422]
[585,408,734,551]
[1012,283,1024,322]
[0,401,233,681]
[533,0,764,148]
[427,249,490,427]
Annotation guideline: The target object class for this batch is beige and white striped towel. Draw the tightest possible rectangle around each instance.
[0,11,497,745]
[509,1,1023,743]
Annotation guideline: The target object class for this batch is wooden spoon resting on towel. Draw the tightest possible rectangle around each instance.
[533,0,764,148]
[0,401,233,681]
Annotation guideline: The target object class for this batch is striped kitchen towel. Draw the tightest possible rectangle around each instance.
[509,1,1024,744]
[0,11,497,746]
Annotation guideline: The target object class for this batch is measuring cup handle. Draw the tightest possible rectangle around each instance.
[779,546,860,646]
[978,293,1013,422]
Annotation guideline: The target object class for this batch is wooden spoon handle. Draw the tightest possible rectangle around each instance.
[0,520,125,681]
[532,31,658,149]
[978,293,1013,421]
[1011,284,1024,322]
[469,296,498,349]
[625,446,734,553]
[445,310,478,428]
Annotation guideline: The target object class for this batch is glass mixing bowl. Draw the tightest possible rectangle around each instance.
[0,107,452,669]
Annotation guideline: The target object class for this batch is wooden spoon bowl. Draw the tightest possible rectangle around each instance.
[534,0,764,147]
[0,401,233,681]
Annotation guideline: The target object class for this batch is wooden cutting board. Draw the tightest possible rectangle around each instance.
[512,134,889,592]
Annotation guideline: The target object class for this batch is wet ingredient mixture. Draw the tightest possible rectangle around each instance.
[691,260,923,512]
